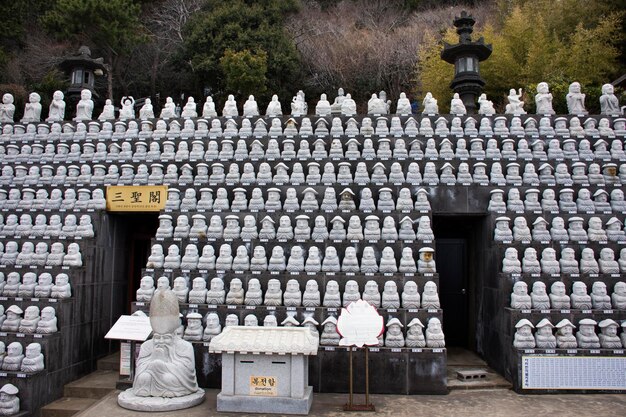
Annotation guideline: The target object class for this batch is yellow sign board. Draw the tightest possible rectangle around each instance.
[249,376,277,396]
[106,185,167,212]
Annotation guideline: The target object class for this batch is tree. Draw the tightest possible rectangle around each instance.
[219,49,268,98]
[41,0,147,98]
[181,0,302,107]
[416,0,624,113]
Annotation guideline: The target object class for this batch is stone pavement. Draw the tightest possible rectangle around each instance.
[77,388,626,417]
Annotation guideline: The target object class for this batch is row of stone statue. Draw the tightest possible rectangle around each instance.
[5,135,626,166]
[456,163,626,187]
[3,161,626,194]
[0,384,19,416]
[9,113,617,139]
[0,272,72,299]
[0,82,621,125]
[146,244,437,274]
[513,318,625,349]
[0,213,94,239]
[137,276,440,310]
[502,247,624,275]
[0,305,58,335]
[488,187,623,214]
[0,241,82,267]
[155,213,434,242]
[511,280,624,311]
[0,341,45,373]
[0,188,106,211]
[164,187,432,213]
[494,216,625,243]
[180,310,444,349]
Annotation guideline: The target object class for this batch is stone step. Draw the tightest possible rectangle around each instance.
[96,352,120,372]
[63,370,118,399]
[456,369,488,381]
[447,367,512,391]
[40,397,99,417]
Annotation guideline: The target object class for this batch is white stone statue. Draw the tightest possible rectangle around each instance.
[422,92,438,114]
[511,281,531,309]
[47,90,66,122]
[322,280,341,308]
[549,282,570,309]
[51,273,71,299]
[505,88,525,115]
[576,318,600,349]
[202,96,217,118]
[530,281,550,310]
[396,92,411,115]
[513,319,535,348]
[20,343,44,372]
[118,288,204,410]
[1,342,23,371]
[341,93,356,116]
[534,82,554,115]
[98,98,115,121]
[450,93,466,115]
[320,316,340,345]
[598,319,621,348]
[265,94,282,117]
[571,282,592,310]
[612,281,626,309]
[478,93,495,115]
[555,319,577,348]
[425,318,445,348]
[0,93,15,123]
[21,92,42,123]
[385,318,405,347]
[534,319,556,349]
[203,313,221,342]
[600,83,620,115]
[421,281,440,309]
[139,98,154,119]
[119,96,135,120]
[74,89,94,121]
[181,97,197,118]
[566,82,587,115]
[0,383,19,415]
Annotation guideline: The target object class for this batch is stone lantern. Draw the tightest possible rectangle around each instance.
[59,46,107,101]
[441,11,492,113]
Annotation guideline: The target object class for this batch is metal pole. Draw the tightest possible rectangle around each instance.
[365,347,369,406]
[349,346,353,407]
[129,341,136,382]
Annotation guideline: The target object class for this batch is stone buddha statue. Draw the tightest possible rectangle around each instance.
[118,289,203,410]
[513,319,535,349]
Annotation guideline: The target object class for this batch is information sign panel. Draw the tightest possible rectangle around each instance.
[522,356,626,389]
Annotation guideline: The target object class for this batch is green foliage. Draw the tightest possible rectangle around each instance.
[416,0,624,113]
[182,0,302,104]
[413,29,456,113]
[41,0,146,54]
[219,49,268,98]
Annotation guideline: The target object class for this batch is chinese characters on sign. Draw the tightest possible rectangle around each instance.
[106,186,168,212]
[249,376,278,396]
[522,356,626,389]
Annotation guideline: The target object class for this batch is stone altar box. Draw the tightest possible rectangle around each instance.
[209,326,319,415]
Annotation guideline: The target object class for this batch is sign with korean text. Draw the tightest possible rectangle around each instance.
[106,186,167,212]
[522,356,626,389]
[249,376,278,396]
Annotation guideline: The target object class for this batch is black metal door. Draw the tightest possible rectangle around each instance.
[436,238,468,347]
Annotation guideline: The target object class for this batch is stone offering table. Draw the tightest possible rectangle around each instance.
[209,326,318,415]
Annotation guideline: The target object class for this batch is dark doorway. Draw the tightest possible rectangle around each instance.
[433,215,486,349]
[115,213,159,312]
